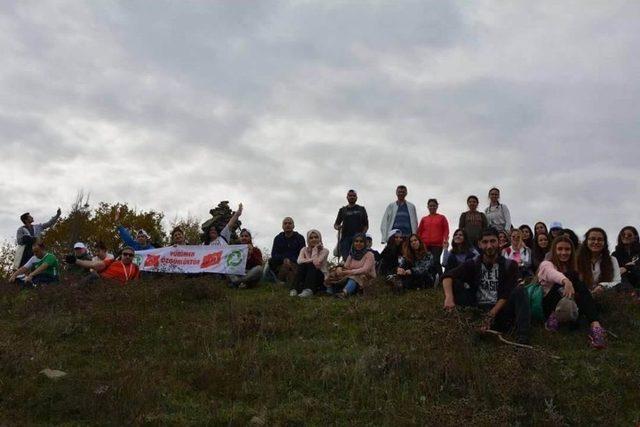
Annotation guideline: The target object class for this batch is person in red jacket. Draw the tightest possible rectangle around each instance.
[229,228,263,288]
[417,199,449,275]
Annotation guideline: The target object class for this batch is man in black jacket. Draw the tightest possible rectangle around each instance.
[267,217,306,286]
[334,189,369,261]
[442,228,531,344]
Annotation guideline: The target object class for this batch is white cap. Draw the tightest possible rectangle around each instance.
[73,242,86,249]
[387,229,401,240]
[137,229,150,238]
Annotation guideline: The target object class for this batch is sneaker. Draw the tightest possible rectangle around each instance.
[238,282,247,289]
[299,288,313,298]
[335,292,347,299]
[589,326,607,349]
[289,289,298,297]
[545,313,559,332]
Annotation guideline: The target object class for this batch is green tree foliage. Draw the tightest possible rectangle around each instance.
[169,214,203,245]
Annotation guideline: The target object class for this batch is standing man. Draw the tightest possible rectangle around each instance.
[417,199,449,275]
[334,189,369,261]
[15,208,62,268]
[380,185,418,244]
[441,228,531,345]
[267,217,306,286]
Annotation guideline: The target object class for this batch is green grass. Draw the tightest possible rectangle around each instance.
[0,277,639,426]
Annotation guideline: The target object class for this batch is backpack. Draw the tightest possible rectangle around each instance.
[525,282,544,321]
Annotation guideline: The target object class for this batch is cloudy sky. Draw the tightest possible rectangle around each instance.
[1,1,639,251]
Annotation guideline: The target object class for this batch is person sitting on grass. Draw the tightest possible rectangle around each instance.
[92,241,114,262]
[442,229,478,273]
[290,229,329,297]
[114,208,155,251]
[534,221,549,237]
[576,227,621,295]
[326,233,376,298]
[266,217,306,286]
[229,228,264,289]
[502,228,533,279]
[379,229,404,277]
[394,234,435,291]
[536,235,607,349]
[531,232,550,272]
[441,228,531,345]
[202,203,243,247]
[65,242,93,280]
[365,234,381,264]
[65,246,140,286]
[9,240,60,287]
[612,226,640,290]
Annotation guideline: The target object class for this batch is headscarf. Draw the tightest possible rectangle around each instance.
[304,229,323,256]
[350,232,368,261]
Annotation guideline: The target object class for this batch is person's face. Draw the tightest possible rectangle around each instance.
[587,231,606,254]
[489,189,500,204]
[498,233,508,247]
[208,227,219,240]
[97,248,107,259]
[396,187,407,200]
[535,223,547,235]
[409,236,421,250]
[353,237,366,250]
[308,232,320,247]
[480,235,500,257]
[25,214,34,224]
[33,244,44,258]
[346,192,357,204]
[467,198,478,211]
[550,229,562,238]
[453,230,464,244]
[172,231,185,244]
[393,234,404,246]
[121,250,135,265]
[555,241,572,263]
[537,234,549,249]
[427,202,438,214]
[621,229,637,245]
[74,247,86,257]
[510,231,522,246]
[366,238,373,249]
[136,234,148,245]
[239,231,251,244]
[282,218,294,233]
[521,228,531,241]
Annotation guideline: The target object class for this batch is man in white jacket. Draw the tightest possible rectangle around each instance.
[380,185,418,244]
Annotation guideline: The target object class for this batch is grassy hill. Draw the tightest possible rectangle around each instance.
[0,277,639,426]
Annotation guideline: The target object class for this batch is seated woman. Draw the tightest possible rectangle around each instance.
[612,226,640,290]
[8,240,60,286]
[443,229,478,273]
[395,234,435,290]
[537,235,607,349]
[502,228,533,278]
[379,229,404,277]
[531,232,550,272]
[202,203,242,246]
[576,227,621,295]
[519,224,534,249]
[326,233,376,298]
[229,228,264,289]
[289,229,328,297]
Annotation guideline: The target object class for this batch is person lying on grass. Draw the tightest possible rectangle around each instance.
[536,235,607,349]
[326,233,376,298]
[9,240,60,286]
[65,246,140,286]
[290,229,329,297]
[442,228,531,345]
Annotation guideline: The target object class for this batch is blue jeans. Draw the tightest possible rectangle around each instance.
[344,279,358,295]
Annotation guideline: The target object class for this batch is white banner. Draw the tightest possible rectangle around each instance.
[134,245,248,275]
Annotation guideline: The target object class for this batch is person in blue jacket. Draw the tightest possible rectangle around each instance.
[114,207,155,251]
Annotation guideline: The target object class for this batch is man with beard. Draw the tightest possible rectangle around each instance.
[441,228,531,344]
[334,189,369,261]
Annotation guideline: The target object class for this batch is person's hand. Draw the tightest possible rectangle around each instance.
[591,284,605,295]
[8,273,16,283]
[443,296,455,310]
[480,312,495,331]
[114,207,121,224]
[56,208,62,216]
[24,274,33,283]
[64,254,77,264]
[562,279,575,298]
[396,267,405,275]
[237,203,243,216]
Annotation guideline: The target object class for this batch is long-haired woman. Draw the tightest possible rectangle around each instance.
[396,234,435,290]
[576,227,621,295]
[612,226,640,290]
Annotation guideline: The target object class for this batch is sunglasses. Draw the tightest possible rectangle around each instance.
[122,253,135,257]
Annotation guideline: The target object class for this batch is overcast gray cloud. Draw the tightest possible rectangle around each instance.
[1,0,639,251]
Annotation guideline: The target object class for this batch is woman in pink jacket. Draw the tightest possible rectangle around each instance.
[330,233,376,298]
[536,235,606,349]
[290,229,329,298]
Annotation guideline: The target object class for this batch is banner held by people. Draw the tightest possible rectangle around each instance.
[134,245,248,275]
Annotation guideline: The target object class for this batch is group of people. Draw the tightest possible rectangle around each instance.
[8,186,640,349]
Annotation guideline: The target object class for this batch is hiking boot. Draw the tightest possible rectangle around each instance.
[299,288,313,298]
[589,326,607,349]
[545,312,559,332]
[289,289,297,297]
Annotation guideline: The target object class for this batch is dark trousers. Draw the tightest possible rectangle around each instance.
[542,282,599,323]
[453,283,531,339]
[427,246,443,276]
[339,236,353,261]
[17,274,59,287]
[268,258,298,285]
[292,262,325,293]
[400,272,434,289]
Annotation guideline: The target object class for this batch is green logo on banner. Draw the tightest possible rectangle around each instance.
[226,250,243,267]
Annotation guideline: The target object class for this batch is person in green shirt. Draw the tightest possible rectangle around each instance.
[9,240,60,286]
